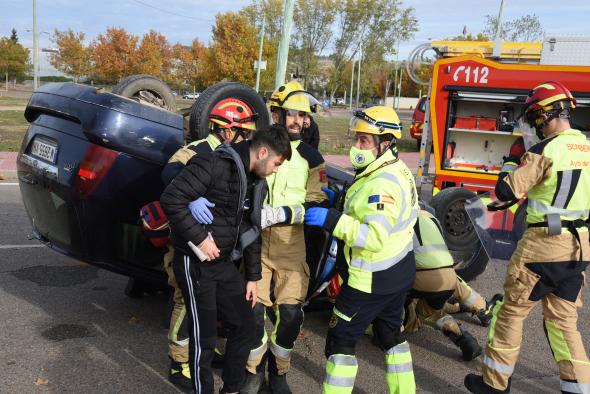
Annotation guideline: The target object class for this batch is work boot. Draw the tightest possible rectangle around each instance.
[476,293,504,327]
[168,360,193,391]
[464,374,511,393]
[445,296,469,314]
[241,372,265,394]
[269,373,292,394]
[445,330,482,361]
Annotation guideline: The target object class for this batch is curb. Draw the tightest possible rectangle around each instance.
[0,169,17,180]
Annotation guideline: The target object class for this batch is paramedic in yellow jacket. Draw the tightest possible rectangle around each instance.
[160,98,256,391]
[305,106,419,394]
[405,206,503,362]
[241,81,328,394]
[465,81,590,394]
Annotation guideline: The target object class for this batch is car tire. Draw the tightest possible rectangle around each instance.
[113,75,177,112]
[431,187,479,251]
[188,81,269,141]
[451,245,489,282]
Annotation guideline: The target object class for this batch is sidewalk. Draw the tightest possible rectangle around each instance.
[0,152,17,180]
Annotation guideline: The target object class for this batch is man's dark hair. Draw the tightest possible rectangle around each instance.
[251,124,292,160]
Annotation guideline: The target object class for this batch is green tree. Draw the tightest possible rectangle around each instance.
[483,14,544,42]
[327,0,418,101]
[0,37,30,81]
[292,0,337,89]
[446,33,489,41]
[50,29,91,82]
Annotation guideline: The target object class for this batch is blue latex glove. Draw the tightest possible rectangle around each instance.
[322,186,336,207]
[189,197,215,225]
[305,207,328,227]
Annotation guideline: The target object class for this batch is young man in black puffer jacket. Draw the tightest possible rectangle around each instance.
[160,125,292,394]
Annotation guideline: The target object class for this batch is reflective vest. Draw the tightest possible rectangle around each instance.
[265,140,309,223]
[333,149,418,294]
[526,129,590,233]
[413,210,454,270]
[167,134,221,165]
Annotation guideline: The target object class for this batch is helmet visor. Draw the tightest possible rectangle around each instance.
[514,120,540,150]
[273,90,321,113]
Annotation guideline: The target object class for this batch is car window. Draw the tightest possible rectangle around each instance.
[418,97,426,112]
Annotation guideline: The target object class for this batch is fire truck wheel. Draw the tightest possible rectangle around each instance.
[430,187,479,251]
[188,81,269,142]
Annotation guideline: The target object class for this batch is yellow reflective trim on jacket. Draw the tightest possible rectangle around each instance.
[266,140,308,210]
[333,149,418,293]
[527,129,590,225]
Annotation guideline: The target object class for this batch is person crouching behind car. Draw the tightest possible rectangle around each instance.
[161,99,258,391]
[161,125,291,394]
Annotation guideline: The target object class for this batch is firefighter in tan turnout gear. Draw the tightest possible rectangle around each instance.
[241,81,328,394]
[465,81,590,394]
[160,99,257,391]
[305,106,418,394]
[404,205,503,361]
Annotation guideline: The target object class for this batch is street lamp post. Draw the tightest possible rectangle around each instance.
[33,0,38,90]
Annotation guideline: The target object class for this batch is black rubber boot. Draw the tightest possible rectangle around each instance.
[268,373,292,394]
[168,360,193,391]
[445,330,482,361]
[477,293,504,327]
[464,374,511,393]
[240,372,265,394]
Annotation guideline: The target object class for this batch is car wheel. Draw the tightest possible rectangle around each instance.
[430,187,479,251]
[188,82,269,141]
[113,75,177,112]
[449,245,489,282]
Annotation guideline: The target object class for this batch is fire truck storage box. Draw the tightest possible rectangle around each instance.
[454,116,497,131]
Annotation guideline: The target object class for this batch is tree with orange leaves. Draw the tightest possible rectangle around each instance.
[171,39,206,89]
[50,29,90,82]
[200,12,260,86]
[90,27,139,84]
[135,30,173,80]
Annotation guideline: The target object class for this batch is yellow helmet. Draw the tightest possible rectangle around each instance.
[269,81,320,113]
[349,106,402,139]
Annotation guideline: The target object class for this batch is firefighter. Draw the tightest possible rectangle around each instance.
[404,205,503,361]
[160,99,256,390]
[465,81,590,393]
[304,106,419,394]
[240,81,328,394]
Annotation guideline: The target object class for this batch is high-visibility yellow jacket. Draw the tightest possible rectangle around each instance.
[413,210,454,270]
[324,149,419,294]
[496,129,590,235]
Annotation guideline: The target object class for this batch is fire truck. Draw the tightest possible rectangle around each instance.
[414,38,590,278]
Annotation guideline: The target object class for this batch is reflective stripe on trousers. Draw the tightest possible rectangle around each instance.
[385,341,416,394]
[323,354,358,394]
[561,380,590,394]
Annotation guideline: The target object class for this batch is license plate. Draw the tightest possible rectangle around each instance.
[31,138,58,163]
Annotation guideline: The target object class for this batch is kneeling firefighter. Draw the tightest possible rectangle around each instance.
[404,206,503,361]
[305,106,419,394]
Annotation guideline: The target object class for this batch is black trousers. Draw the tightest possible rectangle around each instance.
[173,253,256,394]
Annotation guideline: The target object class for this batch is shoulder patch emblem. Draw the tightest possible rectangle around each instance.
[329,313,338,329]
[319,168,328,183]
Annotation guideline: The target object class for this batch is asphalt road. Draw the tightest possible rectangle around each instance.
[1,182,588,393]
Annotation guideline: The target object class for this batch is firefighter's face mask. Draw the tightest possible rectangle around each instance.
[516,121,540,149]
[349,133,379,169]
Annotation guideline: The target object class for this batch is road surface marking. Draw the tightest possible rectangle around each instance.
[0,183,19,186]
[0,244,44,249]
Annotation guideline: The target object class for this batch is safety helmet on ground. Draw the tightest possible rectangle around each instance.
[521,81,576,129]
[269,81,320,113]
[349,106,402,140]
[208,98,257,137]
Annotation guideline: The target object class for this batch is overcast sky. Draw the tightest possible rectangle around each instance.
[2,0,589,75]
